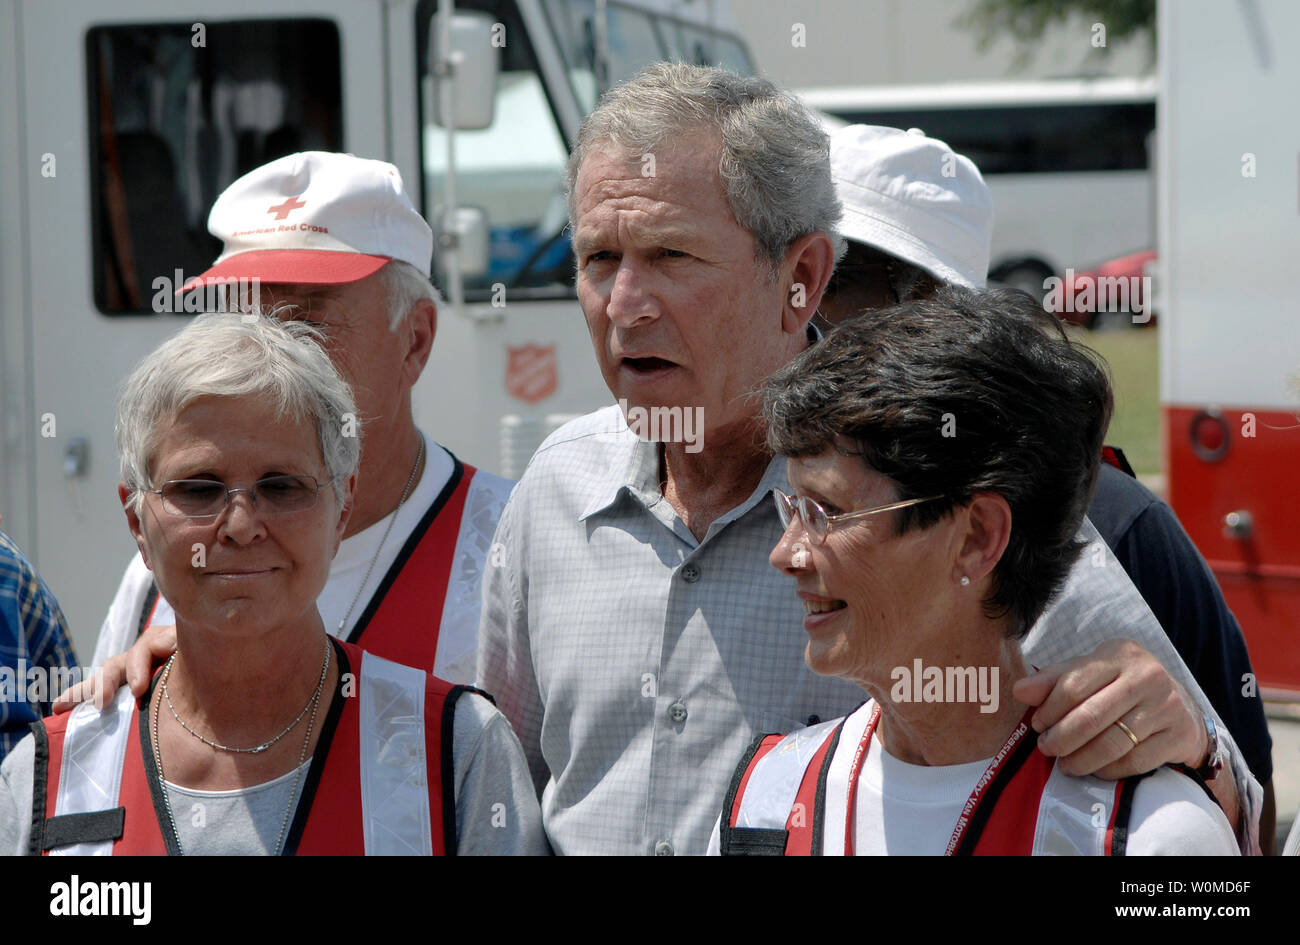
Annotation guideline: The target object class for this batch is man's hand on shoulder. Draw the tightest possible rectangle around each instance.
[52,623,177,712]
[1013,638,1207,779]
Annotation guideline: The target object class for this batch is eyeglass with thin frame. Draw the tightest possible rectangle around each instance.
[144,475,335,520]
[772,487,943,544]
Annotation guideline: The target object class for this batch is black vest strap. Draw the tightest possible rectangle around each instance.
[28,721,49,857]
[808,721,846,857]
[723,827,789,856]
[1110,770,1155,857]
[135,581,159,641]
[280,639,353,856]
[42,809,126,849]
[1168,762,1221,807]
[719,732,780,857]
[137,671,182,856]
[440,684,493,856]
[1101,444,1137,478]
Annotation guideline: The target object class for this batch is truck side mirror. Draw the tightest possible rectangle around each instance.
[437,206,491,282]
[428,10,500,130]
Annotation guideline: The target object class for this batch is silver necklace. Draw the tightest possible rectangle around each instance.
[161,638,330,754]
[150,692,186,854]
[151,645,331,856]
[337,436,425,635]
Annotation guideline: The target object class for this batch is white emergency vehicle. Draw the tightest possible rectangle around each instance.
[1158,0,1299,694]
[0,0,756,654]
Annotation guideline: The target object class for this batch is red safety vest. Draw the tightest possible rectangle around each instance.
[135,457,499,673]
[1101,444,1136,478]
[719,706,1153,856]
[30,640,480,856]
[343,458,483,669]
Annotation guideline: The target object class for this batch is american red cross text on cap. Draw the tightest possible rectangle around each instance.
[267,195,307,220]
[179,151,434,293]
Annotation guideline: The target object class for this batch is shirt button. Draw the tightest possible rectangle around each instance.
[668,701,688,724]
[681,562,701,583]
[654,840,674,856]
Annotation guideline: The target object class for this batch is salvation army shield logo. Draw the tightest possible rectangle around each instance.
[505,344,558,404]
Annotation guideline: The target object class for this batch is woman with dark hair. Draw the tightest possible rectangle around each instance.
[711,287,1236,855]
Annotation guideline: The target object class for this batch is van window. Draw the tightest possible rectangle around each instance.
[87,20,343,314]
[827,103,1155,175]
[418,0,577,300]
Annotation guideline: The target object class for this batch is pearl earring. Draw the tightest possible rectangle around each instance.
[960,576,970,586]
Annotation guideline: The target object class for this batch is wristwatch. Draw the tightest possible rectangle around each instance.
[1191,715,1226,782]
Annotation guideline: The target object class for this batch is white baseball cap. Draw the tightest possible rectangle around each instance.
[831,125,992,289]
[181,151,433,291]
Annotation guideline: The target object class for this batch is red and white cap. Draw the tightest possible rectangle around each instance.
[180,151,433,292]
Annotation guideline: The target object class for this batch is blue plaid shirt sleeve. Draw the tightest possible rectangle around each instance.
[0,531,79,762]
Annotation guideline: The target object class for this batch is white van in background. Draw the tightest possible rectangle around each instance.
[798,76,1157,296]
[0,0,756,656]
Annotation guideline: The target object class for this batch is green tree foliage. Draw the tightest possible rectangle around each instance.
[958,0,1155,67]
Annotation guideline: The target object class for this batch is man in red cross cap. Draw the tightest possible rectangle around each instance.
[71,152,514,700]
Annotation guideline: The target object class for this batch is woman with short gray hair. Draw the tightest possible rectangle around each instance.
[0,314,547,856]
[115,315,360,512]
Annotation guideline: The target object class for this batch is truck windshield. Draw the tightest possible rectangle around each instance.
[416,0,755,302]
[544,0,755,112]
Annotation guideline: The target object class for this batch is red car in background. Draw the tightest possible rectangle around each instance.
[1051,249,1158,329]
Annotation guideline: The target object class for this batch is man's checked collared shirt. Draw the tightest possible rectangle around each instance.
[478,407,1260,856]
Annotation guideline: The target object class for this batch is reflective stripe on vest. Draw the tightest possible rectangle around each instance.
[722,705,1138,856]
[42,686,137,856]
[357,651,434,856]
[435,463,513,666]
[35,641,465,855]
[721,718,844,856]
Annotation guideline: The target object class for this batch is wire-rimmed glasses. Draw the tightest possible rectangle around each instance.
[145,475,334,520]
[772,487,943,544]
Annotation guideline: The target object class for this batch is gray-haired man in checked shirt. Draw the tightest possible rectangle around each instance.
[477,62,1260,856]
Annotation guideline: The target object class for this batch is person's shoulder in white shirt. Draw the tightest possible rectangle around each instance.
[1124,767,1239,855]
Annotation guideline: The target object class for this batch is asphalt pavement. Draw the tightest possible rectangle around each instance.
[1267,703,1300,853]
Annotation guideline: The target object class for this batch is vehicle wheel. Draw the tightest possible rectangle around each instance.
[1091,307,1131,332]
[991,260,1055,307]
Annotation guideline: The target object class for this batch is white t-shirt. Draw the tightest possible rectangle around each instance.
[709,701,1239,856]
[92,433,512,684]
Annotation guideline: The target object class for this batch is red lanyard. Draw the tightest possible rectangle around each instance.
[843,703,1033,856]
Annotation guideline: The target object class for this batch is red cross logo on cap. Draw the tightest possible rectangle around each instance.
[267,195,307,220]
